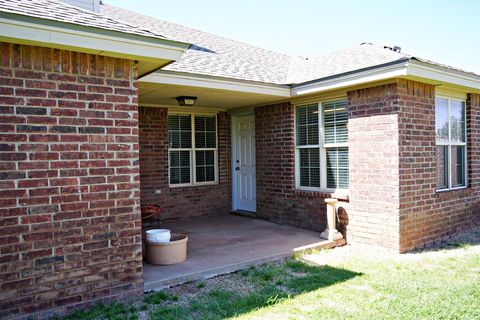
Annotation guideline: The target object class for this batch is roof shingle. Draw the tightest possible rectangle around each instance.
[0,0,169,40]
[101,3,291,84]
[2,1,477,85]
[100,4,415,85]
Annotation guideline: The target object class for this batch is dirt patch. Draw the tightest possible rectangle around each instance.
[163,271,257,305]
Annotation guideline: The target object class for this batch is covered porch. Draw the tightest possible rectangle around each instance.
[138,70,345,291]
[143,214,343,291]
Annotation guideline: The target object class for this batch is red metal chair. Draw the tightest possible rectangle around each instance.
[141,205,162,228]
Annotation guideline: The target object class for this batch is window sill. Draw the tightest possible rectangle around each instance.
[436,186,472,200]
[294,188,349,202]
[169,181,219,189]
[436,186,467,193]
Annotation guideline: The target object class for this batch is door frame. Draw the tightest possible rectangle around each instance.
[231,114,256,212]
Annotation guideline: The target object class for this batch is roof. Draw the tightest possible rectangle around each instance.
[2,1,477,86]
[101,3,291,85]
[0,0,169,40]
[102,2,479,86]
[286,45,408,84]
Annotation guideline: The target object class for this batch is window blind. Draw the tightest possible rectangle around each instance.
[168,114,218,186]
[323,100,348,144]
[295,99,349,190]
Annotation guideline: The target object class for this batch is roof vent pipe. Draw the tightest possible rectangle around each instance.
[61,0,100,13]
[384,45,402,53]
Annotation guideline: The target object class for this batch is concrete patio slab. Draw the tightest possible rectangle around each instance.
[143,214,345,291]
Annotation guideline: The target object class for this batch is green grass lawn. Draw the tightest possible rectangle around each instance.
[64,231,480,320]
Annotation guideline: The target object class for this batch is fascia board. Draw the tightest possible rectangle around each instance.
[0,13,190,62]
[291,62,409,96]
[141,71,291,97]
[407,60,480,91]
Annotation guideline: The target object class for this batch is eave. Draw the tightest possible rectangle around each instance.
[0,12,191,76]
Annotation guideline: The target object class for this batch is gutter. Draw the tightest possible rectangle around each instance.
[0,12,190,64]
[142,70,291,97]
[407,60,480,92]
[291,58,411,88]
[143,58,480,98]
[290,59,410,96]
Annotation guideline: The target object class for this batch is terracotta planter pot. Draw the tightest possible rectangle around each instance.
[145,233,188,265]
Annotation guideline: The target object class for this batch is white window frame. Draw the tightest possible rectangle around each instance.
[294,100,349,193]
[168,112,219,188]
[435,95,468,192]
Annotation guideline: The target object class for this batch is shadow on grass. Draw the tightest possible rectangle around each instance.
[149,262,363,320]
[60,261,362,320]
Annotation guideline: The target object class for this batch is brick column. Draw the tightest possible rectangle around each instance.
[346,83,402,251]
[347,80,480,252]
[396,80,437,251]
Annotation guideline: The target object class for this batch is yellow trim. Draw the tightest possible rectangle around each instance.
[434,87,467,100]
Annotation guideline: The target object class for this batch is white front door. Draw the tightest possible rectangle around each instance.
[234,116,256,212]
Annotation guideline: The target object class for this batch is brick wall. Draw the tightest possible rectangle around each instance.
[138,107,231,221]
[397,81,480,252]
[255,102,327,231]
[346,80,480,252]
[0,43,142,319]
[346,83,402,250]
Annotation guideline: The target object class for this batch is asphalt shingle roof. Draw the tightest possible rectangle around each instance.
[99,3,416,85]
[101,3,291,84]
[0,0,168,40]
[2,1,477,85]
[286,45,408,84]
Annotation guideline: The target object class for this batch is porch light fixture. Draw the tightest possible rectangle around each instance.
[176,96,197,106]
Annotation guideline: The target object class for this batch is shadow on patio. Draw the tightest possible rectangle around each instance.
[143,214,344,291]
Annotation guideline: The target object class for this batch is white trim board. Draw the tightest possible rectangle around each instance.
[139,103,227,113]
[406,60,480,93]
[141,71,291,97]
[291,62,409,96]
[0,14,189,63]
[140,61,480,100]
[292,60,480,97]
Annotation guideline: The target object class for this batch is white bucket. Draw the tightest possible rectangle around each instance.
[145,229,171,243]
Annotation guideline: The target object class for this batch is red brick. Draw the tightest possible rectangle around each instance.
[0,42,141,319]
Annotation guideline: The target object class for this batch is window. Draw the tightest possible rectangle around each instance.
[295,99,349,191]
[435,97,467,190]
[168,114,217,186]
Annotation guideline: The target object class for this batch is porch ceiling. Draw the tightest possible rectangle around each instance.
[138,82,288,109]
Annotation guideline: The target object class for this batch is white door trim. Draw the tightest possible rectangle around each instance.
[231,114,256,212]
[231,115,239,211]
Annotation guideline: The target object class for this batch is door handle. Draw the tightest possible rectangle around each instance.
[235,167,240,171]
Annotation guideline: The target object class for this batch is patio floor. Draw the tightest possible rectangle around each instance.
[143,214,344,291]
